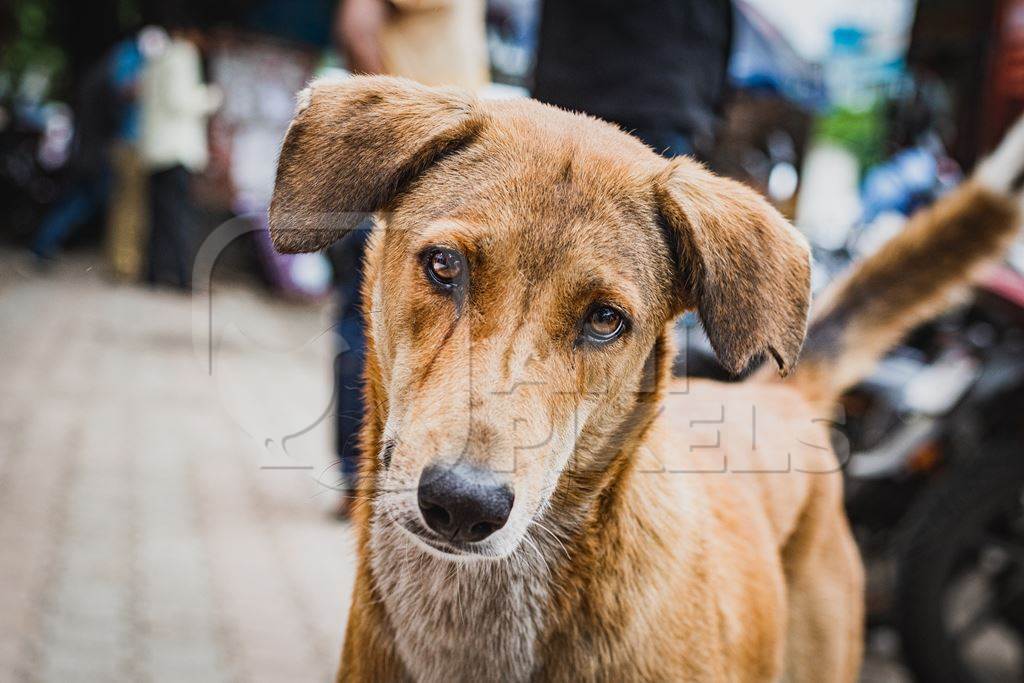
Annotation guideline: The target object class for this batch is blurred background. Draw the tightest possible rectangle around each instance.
[3,0,1024,681]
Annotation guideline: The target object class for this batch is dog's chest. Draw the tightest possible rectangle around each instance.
[369,528,550,682]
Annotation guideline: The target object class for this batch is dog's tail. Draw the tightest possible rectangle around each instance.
[784,117,1024,407]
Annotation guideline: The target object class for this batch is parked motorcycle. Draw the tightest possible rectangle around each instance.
[844,259,1024,683]
[0,99,70,243]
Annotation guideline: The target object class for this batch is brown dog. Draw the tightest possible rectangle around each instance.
[270,76,1024,682]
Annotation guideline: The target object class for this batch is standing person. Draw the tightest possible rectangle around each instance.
[30,55,119,264]
[532,0,733,161]
[329,0,489,518]
[337,0,489,88]
[138,22,221,290]
[533,0,733,381]
[105,29,151,281]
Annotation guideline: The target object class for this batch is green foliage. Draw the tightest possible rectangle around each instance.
[117,0,141,33]
[1,0,66,100]
[814,103,888,176]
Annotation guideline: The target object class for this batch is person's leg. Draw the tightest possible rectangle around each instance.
[146,169,170,284]
[165,165,195,290]
[106,143,147,280]
[333,317,366,518]
[331,227,372,518]
[335,324,366,479]
[622,124,695,159]
[32,179,103,260]
[147,165,194,288]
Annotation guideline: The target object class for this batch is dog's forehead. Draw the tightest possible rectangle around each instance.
[394,99,674,298]
[481,98,662,161]
[418,101,667,246]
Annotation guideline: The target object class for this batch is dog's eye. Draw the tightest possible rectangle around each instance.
[424,248,464,289]
[581,305,626,344]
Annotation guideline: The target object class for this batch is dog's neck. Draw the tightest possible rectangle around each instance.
[364,335,676,682]
[366,454,669,683]
[367,509,558,682]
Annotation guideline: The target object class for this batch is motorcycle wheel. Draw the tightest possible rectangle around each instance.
[895,446,1024,683]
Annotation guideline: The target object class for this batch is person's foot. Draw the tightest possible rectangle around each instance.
[27,248,55,272]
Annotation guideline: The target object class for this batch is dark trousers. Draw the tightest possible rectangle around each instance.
[333,228,372,490]
[624,124,695,159]
[32,170,111,259]
[147,164,195,289]
[334,317,366,489]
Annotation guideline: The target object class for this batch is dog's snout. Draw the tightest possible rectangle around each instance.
[417,463,514,543]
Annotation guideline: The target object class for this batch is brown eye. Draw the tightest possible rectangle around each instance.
[582,305,626,344]
[424,248,464,288]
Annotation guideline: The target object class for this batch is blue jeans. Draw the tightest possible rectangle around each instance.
[333,228,372,490]
[334,316,366,488]
[627,125,695,159]
[32,171,111,259]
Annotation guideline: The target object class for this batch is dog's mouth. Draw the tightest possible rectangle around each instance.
[398,521,501,560]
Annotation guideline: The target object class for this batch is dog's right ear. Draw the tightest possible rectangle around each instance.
[269,75,483,253]
[654,158,811,376]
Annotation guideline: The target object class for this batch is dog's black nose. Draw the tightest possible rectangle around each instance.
[417,463,514,543]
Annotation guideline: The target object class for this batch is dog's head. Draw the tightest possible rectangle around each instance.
[271,76,810,559]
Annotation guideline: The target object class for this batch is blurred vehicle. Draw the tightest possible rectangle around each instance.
[843,255,1024,683]
[486,0,537,86]
[786,87,1024,679]
[807,110,1024,681]
[0,99,70,243]
[729,0,826,111]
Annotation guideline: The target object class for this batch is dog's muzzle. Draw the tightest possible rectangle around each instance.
[416,462,514,544]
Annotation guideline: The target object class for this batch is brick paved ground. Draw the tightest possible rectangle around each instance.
[0,251,355,682]
[0,249,910,682]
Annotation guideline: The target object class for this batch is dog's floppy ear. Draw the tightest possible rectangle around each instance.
[654,158,811,375]
[270,75,483,253]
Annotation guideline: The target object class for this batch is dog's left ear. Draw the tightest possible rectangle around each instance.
[270,75,483,253]
[654,158,811,375]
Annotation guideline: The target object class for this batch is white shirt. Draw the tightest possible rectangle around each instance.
[139,39,221,172]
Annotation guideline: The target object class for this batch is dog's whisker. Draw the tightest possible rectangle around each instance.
[528,519,571,562]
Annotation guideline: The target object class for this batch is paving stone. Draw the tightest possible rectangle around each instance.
[1,252,353,682]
